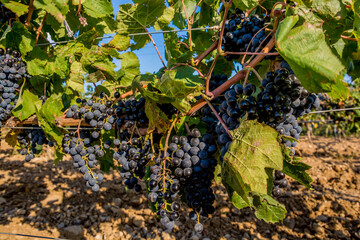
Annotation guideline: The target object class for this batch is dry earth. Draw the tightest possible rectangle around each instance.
[0,137,359,240]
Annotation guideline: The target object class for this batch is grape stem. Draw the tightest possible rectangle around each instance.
[144,27,167,68]
[181,0,193,53]
[217,0,233,53]
[187,35,275,116]
[205,54,219,98]
[162,117,178,193]
[225,51,279,56]
[340,35,358,42]
[25,0,34,29]
[203,96,233,139]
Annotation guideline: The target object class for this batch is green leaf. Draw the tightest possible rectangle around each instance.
[0,0,28,16]
[35,95,64,153]
[0,22,35,55]
[33,0,69,23]
[155,69,204,113]
[302,0,346,19]
[132,74,174,103]
[117,1,168,50]
[252,192,287,223]
[145,101,169,133]
[12,89,42,121]
[222,120,283,196]
[233,0,259,11]
[68,61,85,93]
[229,190,286,223]
[276,16,348,99]
[106,33,130,51]
[283,160,313,189]
[82,0,114,18]
[118,52,140,86]
[81,45,117,82]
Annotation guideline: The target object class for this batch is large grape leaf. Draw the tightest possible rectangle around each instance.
[0,0,28,16]
[276,16,348,99]
[118,52,140,86]
[222,120,286,223]
[12,89,42,121]
[222,120,283,195]
[117,1,171,50]
[155,69,203,113]
[145,101,170,134]
[0,22,35,55]
[33,0,69,23]
[82,0,114,18]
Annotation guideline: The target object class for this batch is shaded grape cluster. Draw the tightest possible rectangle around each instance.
[272,170,288,197]
[62,130,105,192]
[222,8,270,61]
[115,136,153,191]
[17,127,54,162]
[0,48,30,124]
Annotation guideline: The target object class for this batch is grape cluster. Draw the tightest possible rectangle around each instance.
[115,136,153,191]
[272,170,288,197]
[17,127,54,162]
[62,95,117,191]
[62,130,104,192]
[0,4,14,24]
[222,8,270,61]
[0,48,29,124]
[218,61,320,157]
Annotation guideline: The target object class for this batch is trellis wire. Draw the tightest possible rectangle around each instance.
[0,232,68,240]
[0,107,358,130]
[35,26,220,47]
[308,107,360,114]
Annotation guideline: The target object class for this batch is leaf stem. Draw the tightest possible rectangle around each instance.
[217,0,233,53]
[340,35,358,42]
[203,96,233,139]
[181,0,192,52]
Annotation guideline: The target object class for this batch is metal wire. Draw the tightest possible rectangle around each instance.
[0,126,96,130]
[0,232,68,240]
[308,107,360,114]
[35,26,220,47]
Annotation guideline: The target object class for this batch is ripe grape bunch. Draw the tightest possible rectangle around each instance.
[114,136,153,192]
[0,48,30,124]
[222,8,270,61]
[146,129,217,232]
[17,127,54,162]
[217,61,320,166]
[62,94,116,192]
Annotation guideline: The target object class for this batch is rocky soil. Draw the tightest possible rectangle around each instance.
[0,137,359,240]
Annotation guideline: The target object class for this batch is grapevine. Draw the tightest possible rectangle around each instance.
[0,0,358,235]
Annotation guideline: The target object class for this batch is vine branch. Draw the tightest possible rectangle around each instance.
[144,27,166,69]
[36,13,48,44]
[25,0,34,29]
